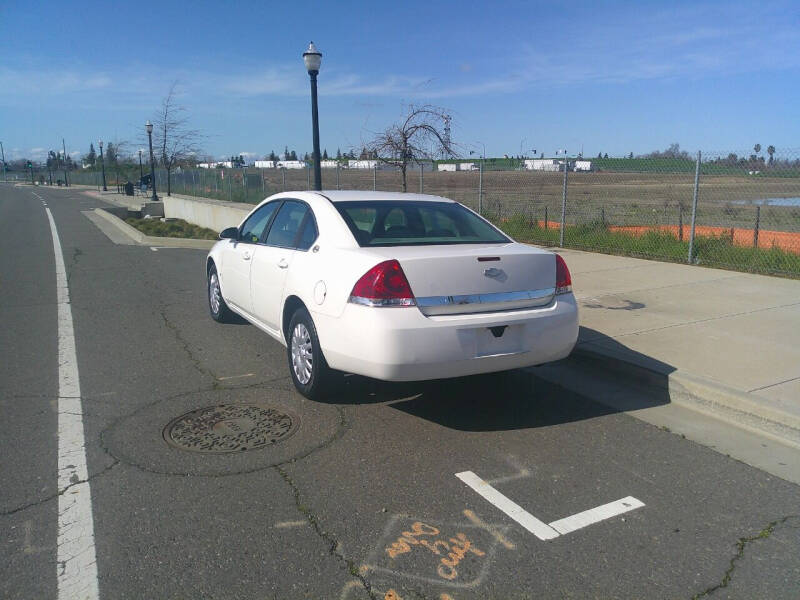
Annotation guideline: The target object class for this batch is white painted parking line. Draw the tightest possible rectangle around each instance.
[455,471,560,540]
[45,201,100,600]
[456,470,645,541]
[549,496,645,535]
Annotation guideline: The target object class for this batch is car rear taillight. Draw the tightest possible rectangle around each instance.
[349,260,416,307]
[555,254,572,295]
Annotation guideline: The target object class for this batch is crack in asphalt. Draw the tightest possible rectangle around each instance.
[66,246,83,284]
[276,464,378,600]
[0,460,120,517]
[159,309,219,382]
[691,515,799,599]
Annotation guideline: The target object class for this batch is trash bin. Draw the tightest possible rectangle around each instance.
[124,181,134,196]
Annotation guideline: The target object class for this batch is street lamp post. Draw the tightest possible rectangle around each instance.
[146,121,158,201]
[303,42,323,191]
[99,140,107,191]
[62,138,69,186]
[0,141,6,182]
[138,150,143,181]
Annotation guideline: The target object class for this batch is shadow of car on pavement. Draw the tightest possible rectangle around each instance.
[332,327,674,432]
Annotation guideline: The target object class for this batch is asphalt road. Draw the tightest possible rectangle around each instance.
[2,183,799,600]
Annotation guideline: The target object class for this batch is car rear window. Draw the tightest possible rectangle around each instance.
[334,201,510,247]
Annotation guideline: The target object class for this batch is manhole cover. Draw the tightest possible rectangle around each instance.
[163,404,297,453]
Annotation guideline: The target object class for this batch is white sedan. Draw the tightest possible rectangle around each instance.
[206,191,578,399]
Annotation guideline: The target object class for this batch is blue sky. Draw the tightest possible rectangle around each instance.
[1,0,798,162]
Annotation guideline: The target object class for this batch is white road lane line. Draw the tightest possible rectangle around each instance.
[455,471,560,541]
[45,203,101,600]
[548,496,645,535]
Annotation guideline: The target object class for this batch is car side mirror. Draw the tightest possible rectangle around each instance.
[219,227,239,240]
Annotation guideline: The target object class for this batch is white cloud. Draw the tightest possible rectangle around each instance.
[0,67,112,95]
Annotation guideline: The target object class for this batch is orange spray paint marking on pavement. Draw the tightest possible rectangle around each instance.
[463,509,515,550]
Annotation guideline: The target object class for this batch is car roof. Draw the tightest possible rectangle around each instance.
[310,190,455,203]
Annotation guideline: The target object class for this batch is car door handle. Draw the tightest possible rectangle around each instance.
[242,250,251,260]
[278,258,289,269]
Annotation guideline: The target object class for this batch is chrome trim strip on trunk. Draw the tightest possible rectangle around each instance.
[416,287,556,316]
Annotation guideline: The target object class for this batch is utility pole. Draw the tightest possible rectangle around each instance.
[0,141,6,182]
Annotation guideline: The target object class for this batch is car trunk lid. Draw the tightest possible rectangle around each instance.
[362,243,556,316]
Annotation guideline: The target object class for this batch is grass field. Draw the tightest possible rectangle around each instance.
[496,216,800,277]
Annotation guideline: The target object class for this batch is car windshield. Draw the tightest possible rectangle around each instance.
[334,200,510,247]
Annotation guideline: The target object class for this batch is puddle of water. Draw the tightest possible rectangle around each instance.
[732,197,800,207]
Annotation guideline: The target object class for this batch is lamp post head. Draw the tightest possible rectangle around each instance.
[303,41,322,73]
[98,140,103,149]
[146,121,153,134]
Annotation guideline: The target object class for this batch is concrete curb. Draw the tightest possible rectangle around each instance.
[536,346,800,450]
[90,208,216,250]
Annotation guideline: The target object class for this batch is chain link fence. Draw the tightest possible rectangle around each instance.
[484,151,800,278]
[42,148,800,277]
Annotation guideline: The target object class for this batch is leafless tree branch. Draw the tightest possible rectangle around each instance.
[150,81,204,196]
[365,104,457,192]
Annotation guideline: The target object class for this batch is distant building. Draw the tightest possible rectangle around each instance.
[524,159,562,172]
[574,160,592,172]
[199,161,235,169]
[276,160,307,169]
[437,162,478,172]
[320,160,339,169]
[254,160,275,169]
[348,159,378,169]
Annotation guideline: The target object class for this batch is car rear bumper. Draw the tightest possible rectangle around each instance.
[313,294,579,381]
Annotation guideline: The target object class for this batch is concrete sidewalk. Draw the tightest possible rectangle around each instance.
[536,248,800,450]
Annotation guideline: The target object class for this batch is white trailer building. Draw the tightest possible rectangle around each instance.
[348,160,378,169]
[459,162,478,171]
[574,160,592,172]
[254,160,275,169]
[438,163,457,172]
[320,160,339,169]
[276,160,307,169]
[524,159,562,172]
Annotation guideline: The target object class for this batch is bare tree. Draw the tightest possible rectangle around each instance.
[366,104,456,192]
[151,82,202,196]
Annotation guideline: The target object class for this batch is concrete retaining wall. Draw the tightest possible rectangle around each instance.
[163,194,251,232]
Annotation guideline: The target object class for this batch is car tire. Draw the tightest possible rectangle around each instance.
[287,307,333,400]
[208,264,234,323]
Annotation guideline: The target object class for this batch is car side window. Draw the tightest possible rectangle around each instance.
[265,201,309,248]
[240,202,278,243]
[296,214,318,250]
